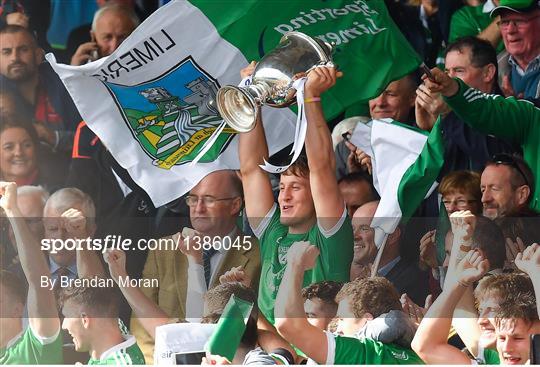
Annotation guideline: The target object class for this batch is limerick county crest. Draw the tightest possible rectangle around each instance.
[103,57,236,169]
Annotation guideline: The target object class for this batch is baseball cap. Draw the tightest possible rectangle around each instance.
[491,0,540,17]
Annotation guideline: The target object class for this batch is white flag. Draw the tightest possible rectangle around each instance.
[46,0,296,206]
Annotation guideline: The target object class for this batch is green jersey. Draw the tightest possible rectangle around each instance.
[88,335,145,365]
[0,326,63,364]
[326,332,423,365]
[475,347,500,365]
[449,3,504,53]
[444,78,540,211]
[254,204,353,324]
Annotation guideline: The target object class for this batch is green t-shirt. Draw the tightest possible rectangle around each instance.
[255,204,353,324]
[449,3,504,53]
[475,347,500,365]
[326,332,424,365]
[0,326,63,364]
[88,335,145,365]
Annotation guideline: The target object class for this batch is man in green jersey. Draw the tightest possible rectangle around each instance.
[0,181,63,364]
[238,65,354,328]
[275,241,423,365]
[60,285,145,365]
[423,66,540,211]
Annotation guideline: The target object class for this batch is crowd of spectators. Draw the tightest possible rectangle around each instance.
[1,0,540,364]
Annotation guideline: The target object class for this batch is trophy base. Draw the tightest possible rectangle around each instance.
[216,86,259,132]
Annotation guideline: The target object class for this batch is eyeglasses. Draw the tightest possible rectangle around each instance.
[497,15,540,29]
[185,195,237,207]
[491,153,529,187]
[442,199,476,209]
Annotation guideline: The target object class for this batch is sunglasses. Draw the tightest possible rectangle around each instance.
[491,153,529,187]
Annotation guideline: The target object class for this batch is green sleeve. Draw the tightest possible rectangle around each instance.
[444,78,538,144]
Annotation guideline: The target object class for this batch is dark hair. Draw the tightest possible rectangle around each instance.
[60,286,120,318]
[472,217,506,270]
[335,277,401,318]
[445,36,498,72]
[497,216,540,249]
[282,154,309,178]
[338,172,380,201]
[0,270,27,305]
[0,116,39,145]
[302,281,343,304]
[495,294,539,329]
[0,24,38,47]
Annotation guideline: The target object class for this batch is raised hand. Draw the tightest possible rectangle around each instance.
[504,236,526,270]
[514,243,540,276]
[455,250,489,287]
[304,66,342,98]
[422,68,459,98]
[219,266,251,287]
[401,293,434,327]
[240,61,257,79]
[419,230,438,269]
[62,208,87,239]
[178,228,203,265]
[0,181,18,214]
[449,210,476,242]
[103,248,128,283]
[286,241,320,272]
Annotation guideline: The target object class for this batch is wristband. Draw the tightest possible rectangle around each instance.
[460,244,472,252]
[457,279,472,288]
[304,96,321,103]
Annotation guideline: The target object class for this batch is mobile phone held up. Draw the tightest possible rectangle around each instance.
[342,131,352,142]
[531,334,540,365]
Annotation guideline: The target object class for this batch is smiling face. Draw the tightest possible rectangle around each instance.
[61,299,90,352]
[368,78,415,122]
[278,173,315,232]
[0,127,37,182]
[351,203,378,265]
[496,318,537,365]
[499,10,540,66]
[477,294,501,349]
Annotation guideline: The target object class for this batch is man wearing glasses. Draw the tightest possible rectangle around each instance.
[494,0,540,99]
[131,170,260,362]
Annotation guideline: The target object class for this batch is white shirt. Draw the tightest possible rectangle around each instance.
[185,228,237,322]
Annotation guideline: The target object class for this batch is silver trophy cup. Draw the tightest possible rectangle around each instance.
[216,31,334,132]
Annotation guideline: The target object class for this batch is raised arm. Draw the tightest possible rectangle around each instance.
[424,67,537,144]
[60,208,106,279]
[0,182,60,338]
[304,67,345,230]
[515,243,540,318]
[104,249,169,339]
[412,250,489,364]
[446,210,483,356]
[275,241,328,364]
[237,64,275,229]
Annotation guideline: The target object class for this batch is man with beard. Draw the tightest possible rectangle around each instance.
[0,25,81,153]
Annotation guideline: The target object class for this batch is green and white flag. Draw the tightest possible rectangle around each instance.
[47,0,420,206]
[205,295,254,362]
[351,119,445,247]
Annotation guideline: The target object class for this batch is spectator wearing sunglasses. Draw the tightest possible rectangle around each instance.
[481,153,537,219]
